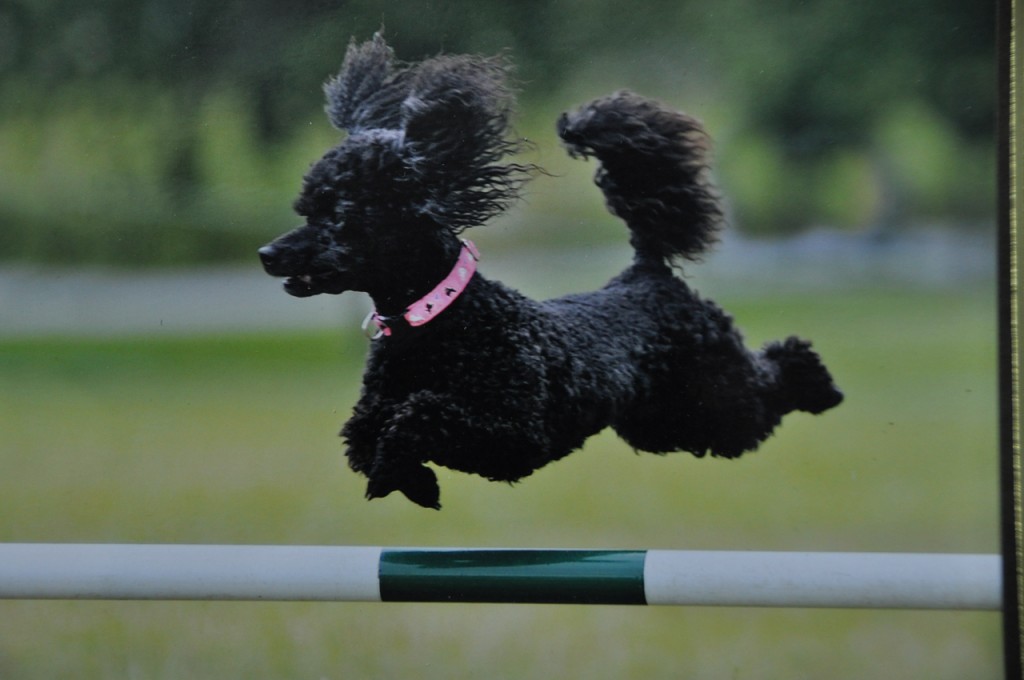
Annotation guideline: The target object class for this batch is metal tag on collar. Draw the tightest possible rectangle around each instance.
[361,310,391,340]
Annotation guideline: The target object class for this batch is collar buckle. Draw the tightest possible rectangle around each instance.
[361,311,392,339]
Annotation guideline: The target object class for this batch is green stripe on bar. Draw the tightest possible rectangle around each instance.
[379,550,647,604]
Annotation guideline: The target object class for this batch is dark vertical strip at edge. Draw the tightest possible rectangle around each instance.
[998,0,1022,675]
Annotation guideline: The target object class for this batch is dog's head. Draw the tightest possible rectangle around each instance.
[259,33,530,298]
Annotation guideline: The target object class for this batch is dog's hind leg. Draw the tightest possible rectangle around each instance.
[613,336,842,459]
[610,326,842,458]
[762,336,844,415]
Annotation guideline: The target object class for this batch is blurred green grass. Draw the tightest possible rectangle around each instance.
[0,286,1001,678]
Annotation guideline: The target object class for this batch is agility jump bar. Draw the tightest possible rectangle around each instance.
[0,544,1000,610]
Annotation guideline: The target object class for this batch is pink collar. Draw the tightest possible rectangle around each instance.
[362,240,480,339]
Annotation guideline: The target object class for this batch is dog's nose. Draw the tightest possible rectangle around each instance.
[258,244,278,269]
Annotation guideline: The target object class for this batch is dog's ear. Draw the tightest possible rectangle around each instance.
[399,55,528,230]
[401,55,511,165]
[325,32,407,132]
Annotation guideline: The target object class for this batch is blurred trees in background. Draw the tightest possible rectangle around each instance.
[0,0,995,265]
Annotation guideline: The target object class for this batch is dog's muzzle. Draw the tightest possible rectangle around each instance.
[258,237,349,298]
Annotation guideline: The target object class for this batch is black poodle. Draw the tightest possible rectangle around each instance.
[258,34,843,509]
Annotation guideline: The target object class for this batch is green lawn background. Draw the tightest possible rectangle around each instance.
[0,285,1001,678]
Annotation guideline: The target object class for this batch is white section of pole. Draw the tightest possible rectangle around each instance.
[643,550,1001,610]
[0,544,383,601]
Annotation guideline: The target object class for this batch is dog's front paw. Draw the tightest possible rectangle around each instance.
[365,465,441,510]
[398,465,441,510]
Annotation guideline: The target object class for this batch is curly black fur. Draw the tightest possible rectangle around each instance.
[320,33,532,233]
[558,90,724,263]
[259,35,843,509]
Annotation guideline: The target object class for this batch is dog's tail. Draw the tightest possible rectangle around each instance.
[557,91,724,265]
[764,337,844,415]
